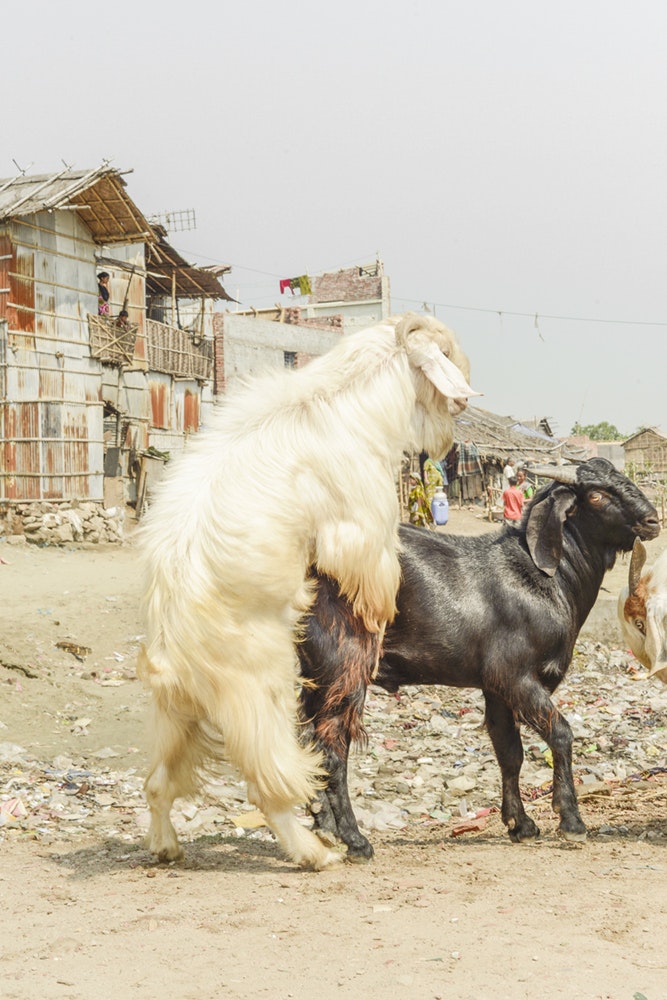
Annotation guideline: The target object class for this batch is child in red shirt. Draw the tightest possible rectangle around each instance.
[502,476,524,526]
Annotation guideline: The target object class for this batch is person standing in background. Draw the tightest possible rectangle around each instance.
[502,476,524,526]
[516,468,534,501]
[502,457,515,492]
[97,272,111,316]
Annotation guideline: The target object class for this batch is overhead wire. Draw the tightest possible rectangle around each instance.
[167,242,667,327]
[391,295,667,328]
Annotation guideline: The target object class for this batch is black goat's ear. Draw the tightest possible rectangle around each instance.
[526,486,577,576]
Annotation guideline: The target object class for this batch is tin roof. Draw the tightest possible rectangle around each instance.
[0,164,153,244]
[146,228,235,301]
[454,406,586,465]
[0,165,234,300]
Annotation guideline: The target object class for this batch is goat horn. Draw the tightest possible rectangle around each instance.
[527,464,579,485]
[628,538,647,594]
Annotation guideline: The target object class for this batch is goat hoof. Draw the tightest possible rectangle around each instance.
[508,831,540,844]
[507,819,540,843]
[145,834,184,863]
[558,827,587,844]
[345,843,375,863]
[156,845,184,863]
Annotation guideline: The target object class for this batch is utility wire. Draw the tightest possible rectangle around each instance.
[169,242,667,327]
[392,295,667,328]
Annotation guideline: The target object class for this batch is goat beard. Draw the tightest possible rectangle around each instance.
[410,391,462,460]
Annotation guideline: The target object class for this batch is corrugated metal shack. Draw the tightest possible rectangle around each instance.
[0,165,232,543]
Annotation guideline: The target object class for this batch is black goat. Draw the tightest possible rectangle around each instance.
[299,458,660,859]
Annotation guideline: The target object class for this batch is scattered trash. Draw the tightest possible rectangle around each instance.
[55,640,92,661]
[231,809,267,829]
[451,815,488,837]
[0,637,665,848]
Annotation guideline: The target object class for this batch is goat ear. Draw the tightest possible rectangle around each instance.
[525,486,577,576]
[628,538,647,595]
[397,316,479,399]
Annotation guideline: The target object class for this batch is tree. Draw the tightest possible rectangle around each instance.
[570,421,624,441]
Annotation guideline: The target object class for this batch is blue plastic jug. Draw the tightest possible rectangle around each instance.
[431,487,449,526]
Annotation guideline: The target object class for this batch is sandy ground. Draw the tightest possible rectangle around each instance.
[1,508,666,1000]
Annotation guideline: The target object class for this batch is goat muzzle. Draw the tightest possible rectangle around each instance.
[636,516,661,542]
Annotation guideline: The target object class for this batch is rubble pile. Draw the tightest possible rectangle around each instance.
[0,501,125,546]
[1,639,666,850]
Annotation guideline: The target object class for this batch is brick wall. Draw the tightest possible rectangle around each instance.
[283,307,344,331]
[311,264,383,304]
[213,312,226,394]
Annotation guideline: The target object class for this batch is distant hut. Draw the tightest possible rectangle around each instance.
[622,427,667,479]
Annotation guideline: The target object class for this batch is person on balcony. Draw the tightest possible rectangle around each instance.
[97,272,111,316]
[115,309,130,330]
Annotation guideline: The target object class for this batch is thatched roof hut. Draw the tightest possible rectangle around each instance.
[399,406,588,520]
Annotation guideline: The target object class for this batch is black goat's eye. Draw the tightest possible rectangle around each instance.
[634,618,646,634]
[588,491,605,506]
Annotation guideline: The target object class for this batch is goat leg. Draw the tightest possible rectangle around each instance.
[301,697,375,861]
[312,739,374,861]
[516,684,587,842]
[483,691,540,842]
[300,577,378,860]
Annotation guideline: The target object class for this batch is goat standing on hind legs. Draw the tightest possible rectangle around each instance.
[137,312,477,869]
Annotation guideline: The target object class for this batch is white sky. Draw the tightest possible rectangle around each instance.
[5,0,667,437]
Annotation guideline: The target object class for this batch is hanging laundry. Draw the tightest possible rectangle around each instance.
[457,442,482,478]
[280,275,312,295]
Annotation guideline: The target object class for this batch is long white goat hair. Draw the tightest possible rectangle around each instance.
[618,539,667,683]
[138,312,476,870]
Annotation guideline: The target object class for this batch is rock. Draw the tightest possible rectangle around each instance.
[428,714,450,734]
[446,775,477,794]
[52,523,74,543]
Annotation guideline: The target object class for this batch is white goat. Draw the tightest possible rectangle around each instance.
[138,312,476,869]
[618,539,667,683]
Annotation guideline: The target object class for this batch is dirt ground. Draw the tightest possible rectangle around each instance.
[1,509,666,1000]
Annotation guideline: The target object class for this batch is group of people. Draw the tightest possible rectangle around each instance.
[502,458,534,526]
[410,453,536,530]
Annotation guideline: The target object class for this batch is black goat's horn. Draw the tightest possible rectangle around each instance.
[527,464,578,485]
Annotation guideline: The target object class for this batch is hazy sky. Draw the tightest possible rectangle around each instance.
[5,1,666,437]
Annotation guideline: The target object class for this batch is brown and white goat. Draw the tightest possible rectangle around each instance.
[619,539,667,683]
[137,312,476,869]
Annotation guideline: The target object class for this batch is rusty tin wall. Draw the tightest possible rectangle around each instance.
[145,374,205,454]
[0,213,107,500]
